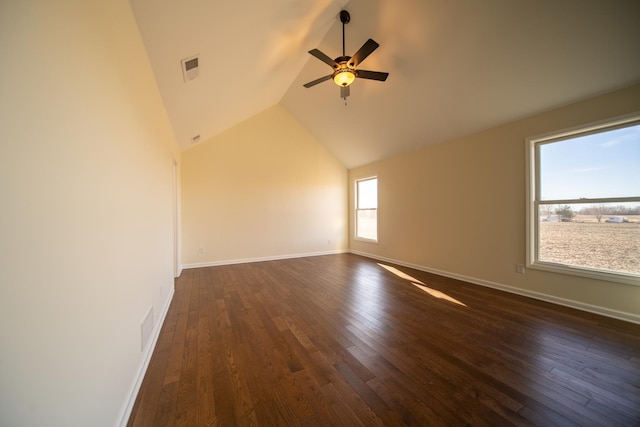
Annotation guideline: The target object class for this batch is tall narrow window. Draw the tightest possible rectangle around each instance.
[356,177,378,242]
[527,113,640,285]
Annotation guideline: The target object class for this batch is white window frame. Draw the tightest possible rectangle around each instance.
[525,112,640,286]
[355,176,378,243]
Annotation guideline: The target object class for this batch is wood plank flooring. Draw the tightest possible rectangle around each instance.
[128,254,640,426]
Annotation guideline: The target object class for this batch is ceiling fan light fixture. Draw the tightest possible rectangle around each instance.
[333,68,356,87]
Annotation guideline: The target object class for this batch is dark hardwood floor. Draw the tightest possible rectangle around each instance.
[128,253,640,426]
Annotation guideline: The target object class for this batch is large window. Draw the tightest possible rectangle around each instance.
[356,177,378,242]
[527,113,640,285]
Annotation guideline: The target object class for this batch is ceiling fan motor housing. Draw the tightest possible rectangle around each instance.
[334,56,354,69]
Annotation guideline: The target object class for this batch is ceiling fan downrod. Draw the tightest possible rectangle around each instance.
[340,10,350,56]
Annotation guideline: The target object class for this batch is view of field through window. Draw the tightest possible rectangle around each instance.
[535,121,640,277]
[538,207,640,275]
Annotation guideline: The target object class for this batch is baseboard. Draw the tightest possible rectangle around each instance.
[117,284,176,427]
[350,250,640,325]
[182,249,349,270]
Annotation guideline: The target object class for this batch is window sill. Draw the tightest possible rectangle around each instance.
[355,237,378,244]
[528,261,640,287]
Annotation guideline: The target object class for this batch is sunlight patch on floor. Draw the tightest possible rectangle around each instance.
[377,262,467,307]
[377,263,425,284]
[411,283,467,307]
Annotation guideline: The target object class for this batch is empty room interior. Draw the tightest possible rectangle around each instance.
[1,0,640,426]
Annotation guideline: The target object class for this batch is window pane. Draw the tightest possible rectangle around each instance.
[539,124,640,200]
[538,202,640,275]
[357,209,377,241]
[357,178,377,209]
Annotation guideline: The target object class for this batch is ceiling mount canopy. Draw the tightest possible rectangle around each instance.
[303,9,389,100]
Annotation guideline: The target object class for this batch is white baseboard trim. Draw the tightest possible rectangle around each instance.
[350,250,640,325]
[117,284,176,427]
[182,249,349,270]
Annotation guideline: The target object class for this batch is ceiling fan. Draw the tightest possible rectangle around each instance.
[303,10,389,100]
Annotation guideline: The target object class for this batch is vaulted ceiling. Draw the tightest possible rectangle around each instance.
[131,0,640,169]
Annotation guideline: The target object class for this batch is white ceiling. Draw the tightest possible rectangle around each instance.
[131,0,640,169]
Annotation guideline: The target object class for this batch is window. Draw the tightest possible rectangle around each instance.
[356,177,378,242]
[527,113,640,285]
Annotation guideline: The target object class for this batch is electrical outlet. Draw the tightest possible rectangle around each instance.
[198,247,205,254]
[516,264,525,274]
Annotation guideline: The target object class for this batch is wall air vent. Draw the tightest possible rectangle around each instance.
[181,55,199,82]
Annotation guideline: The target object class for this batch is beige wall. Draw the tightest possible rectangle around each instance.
[182,105,348,266]
[0,1,179,426]
[350,84,640,321]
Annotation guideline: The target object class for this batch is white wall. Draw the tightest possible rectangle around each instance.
[350,84,640,322]
[182,105,348,267]
[0,1,179,426]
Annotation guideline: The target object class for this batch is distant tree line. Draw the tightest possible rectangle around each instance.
[578,205,640,216]
[541,204,639,223]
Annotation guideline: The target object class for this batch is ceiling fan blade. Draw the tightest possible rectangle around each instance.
[340,85,350,99]
[308,49,338,68]
[356,70,389,81]
[303,75,332,88]
[349,39,379,67]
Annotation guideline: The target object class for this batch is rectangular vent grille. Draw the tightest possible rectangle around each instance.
[181,55,199,82]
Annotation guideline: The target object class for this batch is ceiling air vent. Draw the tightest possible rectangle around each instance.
[181,55,199,82]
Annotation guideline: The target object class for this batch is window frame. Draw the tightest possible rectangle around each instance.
[525,112,640,286]
[355,176,378,243]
